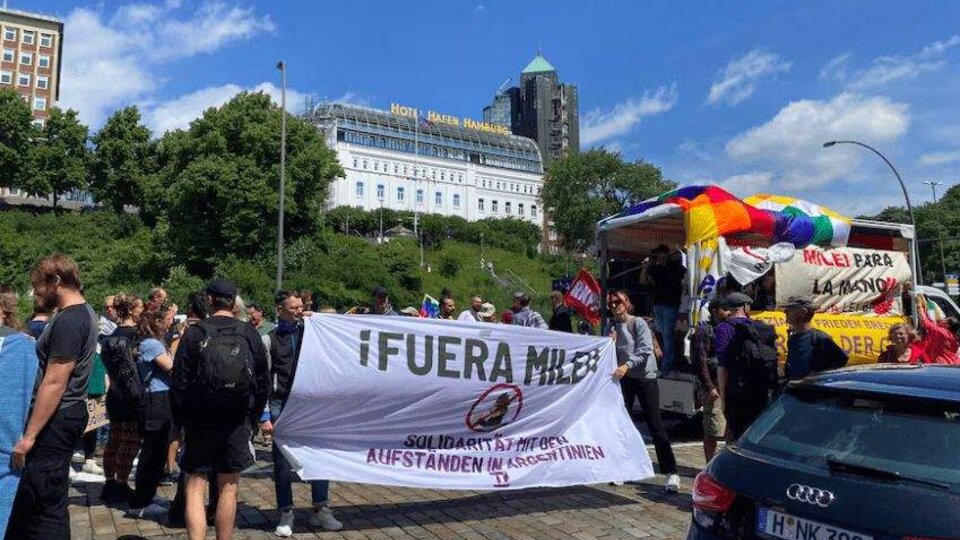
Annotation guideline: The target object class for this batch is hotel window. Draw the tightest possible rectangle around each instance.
[376,184,385,199]
[435,192,442,205]
[352,158,358,168]
[17,73,29,87]
[3,28,15,41]
[38,55,50,68]
[362,159,368,169]
[459,174,463,183]
[40,33,53,48]
[22,31,34,45]
[478,198,485,211]
[397,187,405,201]
[0,71,10,84]
[355,181,364,197]
[403,166,408,175]
[33,97,46,111]
[453,194,460,207]
[531,205,538,218]
[518,203,525,216]
[492,200,499,213]
[394,164,398,174]
[2,49,12,62]
[505,202,512,214]
[19,52,31,66]
[373,161,379,171]
[432,170,436,180]
[440,172,445,181]
[496,182,501,189]
[416,189,424,204]
[31,119,44,130]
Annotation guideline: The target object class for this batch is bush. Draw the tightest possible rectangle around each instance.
[438,255,460,277]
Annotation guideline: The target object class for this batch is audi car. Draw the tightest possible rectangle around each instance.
[687,364,960,539]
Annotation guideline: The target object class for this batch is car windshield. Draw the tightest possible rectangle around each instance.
[739,390,960,491]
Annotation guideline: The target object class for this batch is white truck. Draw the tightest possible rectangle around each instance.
[596,201,960,416]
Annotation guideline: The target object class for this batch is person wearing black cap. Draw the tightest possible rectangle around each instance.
[783,297,847,381]
[369,286,398,316]
[172,278,269,540]
[640,244,685,374]
[716,291,778,440]
[692,300,728,462]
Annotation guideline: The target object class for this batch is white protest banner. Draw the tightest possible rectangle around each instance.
[775,246,911,315]
[274,315,653,490]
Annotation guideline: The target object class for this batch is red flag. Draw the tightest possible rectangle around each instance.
[564,269,601,326]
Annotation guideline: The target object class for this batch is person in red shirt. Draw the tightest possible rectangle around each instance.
[878,323,927,364]
[916,294,960,365]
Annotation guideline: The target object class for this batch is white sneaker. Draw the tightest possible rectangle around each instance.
[309,507,342,531]
[128,502,168,519]
[71,451,85,464]
[82,459,104,475]
[665,473,681,493]
[609,481,624,486]
[275,510,295,537]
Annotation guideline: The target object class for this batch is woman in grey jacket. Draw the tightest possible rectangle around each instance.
[607,289,680,492]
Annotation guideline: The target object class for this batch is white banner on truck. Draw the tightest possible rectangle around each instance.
[274,315,653,490]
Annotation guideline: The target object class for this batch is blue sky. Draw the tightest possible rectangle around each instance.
[27,0,960,215]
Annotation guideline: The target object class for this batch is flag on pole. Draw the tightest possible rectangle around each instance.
[419,294,440,318]
[564,269,602,326]
[417,110,432,129]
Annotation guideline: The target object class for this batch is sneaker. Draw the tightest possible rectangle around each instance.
[608,481,624,486]
[71,451,85,464]
[665,473,681,493]
[152,496,170,508]
[82,459,104,475]
[68,467,79,482]
[159,472,174,486]
[128,502,168,519]
[309,507,342,531]
[275,510,295,537]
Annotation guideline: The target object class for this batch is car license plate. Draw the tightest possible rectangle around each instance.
[757,508,872,540]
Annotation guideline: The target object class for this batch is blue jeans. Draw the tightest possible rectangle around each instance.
[654,304,680,374]
[270,399,329,512]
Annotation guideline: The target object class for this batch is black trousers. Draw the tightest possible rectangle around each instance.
[621,377,678,475]
[725,393,769,439]
[6,402,88,540]
[131,392,171,508]
[81,428,98,459]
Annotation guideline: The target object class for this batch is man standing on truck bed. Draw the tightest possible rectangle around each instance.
[783,297,848,380]
[640,244,684,375]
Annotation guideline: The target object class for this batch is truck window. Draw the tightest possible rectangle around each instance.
[928,295,960,320]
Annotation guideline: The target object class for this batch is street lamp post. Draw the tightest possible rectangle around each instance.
[276,61,287,291]
[924,181,949,290]
[823,140,922,285]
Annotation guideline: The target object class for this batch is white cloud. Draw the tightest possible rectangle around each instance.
[726,93,910,187]
[822,35,960,89]
[718,172,774,196]
[708,50,791,106]
[473,5,486,15]
[143,82,313,134]
[59,1,274,128]
[919,150,960,166]
[581,85,677,146]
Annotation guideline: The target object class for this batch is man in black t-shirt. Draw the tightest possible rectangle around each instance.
[640,244,685,374]
[8,255,97,540]
[548,290,574,333]
[173,279,269,540]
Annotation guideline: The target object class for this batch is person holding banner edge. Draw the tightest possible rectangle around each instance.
[607,289,680,492]
[259,290,342,535]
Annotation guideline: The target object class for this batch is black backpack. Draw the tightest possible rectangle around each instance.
[728,320,780,397]
[194,320,255,407]
[101,335,153,402]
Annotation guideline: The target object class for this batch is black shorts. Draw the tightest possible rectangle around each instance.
[180,421,255,475]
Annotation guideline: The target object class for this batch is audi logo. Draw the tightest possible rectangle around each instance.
[785,484,835,507]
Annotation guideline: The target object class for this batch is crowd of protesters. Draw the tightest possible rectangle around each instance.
[6,247,960,539]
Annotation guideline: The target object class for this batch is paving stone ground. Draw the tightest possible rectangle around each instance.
[69,442,705,540]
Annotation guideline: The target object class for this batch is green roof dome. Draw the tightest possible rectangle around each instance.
[522,54,556,74]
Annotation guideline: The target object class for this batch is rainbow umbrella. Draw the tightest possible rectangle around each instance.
[744,194,851,247]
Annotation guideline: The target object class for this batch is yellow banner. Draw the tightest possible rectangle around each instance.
[750,311,907,366]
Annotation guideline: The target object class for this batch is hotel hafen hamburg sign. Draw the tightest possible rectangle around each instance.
[274,315,653,490]
[390,103,513,136]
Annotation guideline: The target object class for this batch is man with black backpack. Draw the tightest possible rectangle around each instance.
[783,297,848,381]
[716,292,779,441]
[173,279,269,540]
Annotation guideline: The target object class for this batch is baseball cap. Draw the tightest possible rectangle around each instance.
[372,285,388,298]
[479,302,496,318]
[782,297,816,311]
[206,278,237,299]
[721,292,753,308]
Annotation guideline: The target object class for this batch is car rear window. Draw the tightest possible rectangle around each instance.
[739,391,960,490]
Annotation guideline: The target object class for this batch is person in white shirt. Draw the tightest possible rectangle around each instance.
[458,296,484,322]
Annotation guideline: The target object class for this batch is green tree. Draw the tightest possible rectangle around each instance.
[19,108,90,209]
[0,90,34,189]
[90,106,156,214]
[157,92,344,273]
[540,149,675,252]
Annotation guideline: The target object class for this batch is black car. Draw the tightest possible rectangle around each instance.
[687,364,960,540]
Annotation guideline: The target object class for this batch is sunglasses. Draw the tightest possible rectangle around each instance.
[607,299,623,307]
